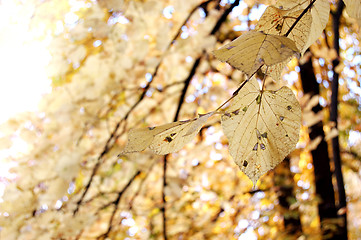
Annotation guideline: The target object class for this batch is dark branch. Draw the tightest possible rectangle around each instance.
[330,1,347,239]
[162,1,242,238]
[73,0,216,215]
[284,0,317,37]
[210,0,240,35]
[98,170,141,240]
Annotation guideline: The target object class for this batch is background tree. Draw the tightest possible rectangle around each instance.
[1,0,361,239]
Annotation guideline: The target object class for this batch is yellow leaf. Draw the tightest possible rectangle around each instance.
[213,31,299,77]
[256,6,311,52]
[221,78,301,185]
[123,112,214,155]
[274,0,330,53]
[255,6,311,80]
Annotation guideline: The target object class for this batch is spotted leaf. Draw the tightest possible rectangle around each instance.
[221,78,301,185]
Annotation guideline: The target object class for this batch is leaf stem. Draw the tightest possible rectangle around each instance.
[215,0,318,113]
[284,0,317,37]
[215,66,261,112]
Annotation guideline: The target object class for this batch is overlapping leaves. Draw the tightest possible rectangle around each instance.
[123,0,329,185]
[213,31,299,78]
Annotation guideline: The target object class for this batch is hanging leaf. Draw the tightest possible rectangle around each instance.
[255,6,311,81]
[274,0,330,53]
[123,112,213,155]
[221,78,301,185]
[255,6,311,51]
[213,31,299,77]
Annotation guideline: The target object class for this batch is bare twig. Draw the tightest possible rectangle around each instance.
[73,0,216,215]
[97,170,141,240]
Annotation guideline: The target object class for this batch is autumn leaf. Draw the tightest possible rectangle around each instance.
[213,31,299,77]
[255,6,311,51]
[123,112,213,155]
[274,0,330,53]
[254,6,311,81]
[221,77,301,185]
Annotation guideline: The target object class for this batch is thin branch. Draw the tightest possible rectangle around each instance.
[284,0,317,37]
[161,57,202,240]
[215,0,317,112]
[129,158,160,210]
[73,0,216,215]
[161,1,242,238]
[97,170,141,240]
[210,0,240,34]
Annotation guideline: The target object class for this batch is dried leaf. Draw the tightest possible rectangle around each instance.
[256,6,311,52]
[274,0,330,53]
[123,112,213,155]
[213,31,299,77]
[255,6,311,80]
[221,78,301,185]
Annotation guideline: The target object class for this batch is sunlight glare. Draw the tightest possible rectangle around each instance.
[0,0,51,124]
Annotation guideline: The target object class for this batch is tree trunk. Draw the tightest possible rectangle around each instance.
[299,55,340,239]
[274,157,302,237]
[330,1,348,239]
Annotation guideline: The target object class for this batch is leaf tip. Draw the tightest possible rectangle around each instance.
[251,179,259,189]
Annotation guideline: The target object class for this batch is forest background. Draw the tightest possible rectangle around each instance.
[1,0,361,239]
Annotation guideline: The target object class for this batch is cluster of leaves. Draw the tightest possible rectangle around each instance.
[124,0,332,185]
[1,0,361,239]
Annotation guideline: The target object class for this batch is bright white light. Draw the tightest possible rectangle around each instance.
[238,228,257,240]
[349,130,361,146]
[249,5,267,21]
[163,6,174,19]
[0,1,51,124]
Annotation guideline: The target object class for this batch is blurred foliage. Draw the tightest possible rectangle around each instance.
[1,0,361,239]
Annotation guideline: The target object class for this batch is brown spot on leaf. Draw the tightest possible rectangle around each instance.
[287,105,292,110]
[260,143,266,150]
[232,109,240,115]
[279,116,284,121]
[242,106,247,112]
[256,94,261,104]
[261,132,267,138]
[224,113,231,117]
[243,160,248,167]
[256,129,261,140]
[170,133,176,137]
[148,127,155,130]
[164,136,173,143]
[226,46,235,50]
[253,143,258,151]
